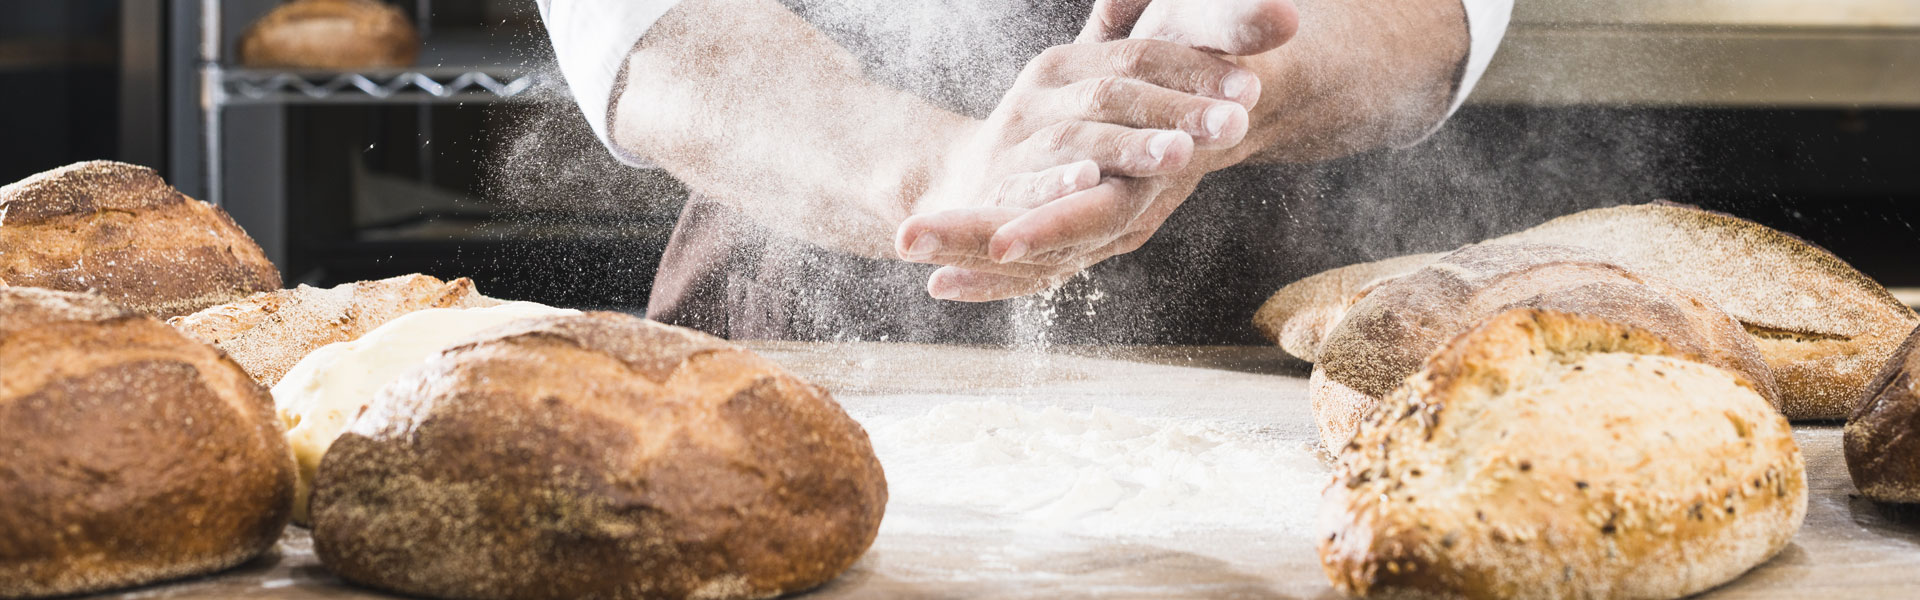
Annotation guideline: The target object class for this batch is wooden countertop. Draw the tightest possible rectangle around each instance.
[91,343,1920,599]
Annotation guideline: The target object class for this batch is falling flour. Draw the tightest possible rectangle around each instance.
[856,400,1328,538]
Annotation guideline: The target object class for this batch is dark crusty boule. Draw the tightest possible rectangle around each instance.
[1846,324,1920,503]
[0,287,295,599]
[0,160,281,319]
[310,312,887,600]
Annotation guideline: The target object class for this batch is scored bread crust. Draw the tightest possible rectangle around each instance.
[1320,308,1807,599]
[169,274,501,386]
[1253,253,1442,363]
[0,287,295,598]
[0,161,281,318]
[238,0,420,69]
[310,312,886,600]
[1844,324,1920,503]
[1312,243,1777,449]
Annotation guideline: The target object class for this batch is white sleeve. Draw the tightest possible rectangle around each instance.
[537,0,686,166]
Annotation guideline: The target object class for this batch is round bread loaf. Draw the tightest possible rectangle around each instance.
[1846,324,1920,503]
[238,0,420,70]
[0,287,295,598]
[310,312,887,600]
[0,161,281,319]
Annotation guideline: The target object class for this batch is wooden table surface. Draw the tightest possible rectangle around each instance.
[92,343,1920,599]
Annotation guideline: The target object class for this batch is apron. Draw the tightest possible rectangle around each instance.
[645,0,1387,345]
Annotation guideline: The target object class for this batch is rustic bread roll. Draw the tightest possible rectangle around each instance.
[0,287,295,598]
[1311,243,1776,448]
[170,273,501,386]
[273,301,579,525]
[310,312,886,600]
[0,161,280,318]
[1845,325,1920,503]
[1320,308,1807,599]
[238,0,419,70]
[1251,252,1440,362]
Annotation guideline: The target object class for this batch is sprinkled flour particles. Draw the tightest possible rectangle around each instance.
[854,400,1328,538]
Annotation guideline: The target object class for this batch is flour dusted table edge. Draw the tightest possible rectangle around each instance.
[87,343,1920,599]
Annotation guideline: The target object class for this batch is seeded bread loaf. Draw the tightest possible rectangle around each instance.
[1320,308,1807,599]
[0,287,295,598]
[310,312,886,600]
[0,161,280,318]
[1845,324,1920,503]
[238,0,419,69]
[1311,243,1777,448]
[169,274,501,386]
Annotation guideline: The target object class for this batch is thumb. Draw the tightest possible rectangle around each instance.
[1128,0,1299,56]
[1076,0,1154,43]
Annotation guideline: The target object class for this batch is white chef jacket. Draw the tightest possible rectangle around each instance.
[537,0,1514,166]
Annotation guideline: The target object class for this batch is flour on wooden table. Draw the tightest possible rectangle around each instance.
[856,400,1327,538]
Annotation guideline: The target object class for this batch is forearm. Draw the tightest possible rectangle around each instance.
[1235,0,1469,164]
[609,0,968,258]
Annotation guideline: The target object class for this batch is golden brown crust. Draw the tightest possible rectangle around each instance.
[237,0,420,70]
[310,312,886,600]
[1312,243,1777,449]
[1320,308,1807,598]
[1845,324,1920,503]
[169,274,500,386]
[0,161,281,318]
[1253,253,1443,362]
[0,287,295,598]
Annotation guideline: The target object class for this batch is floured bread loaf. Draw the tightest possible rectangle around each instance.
[1252,252,1439,362]
[238,0,419,69]
[1311,243,1776,448]
[1320,309,1806,599]
[1259,202,1914,420]
[272,301,579,524]
[0,161,280,318]
[170,273,501,386]
[310,312,886,600]
[1845,325,1920,503]
[0,287,295,598]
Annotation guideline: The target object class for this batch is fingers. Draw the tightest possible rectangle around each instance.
[1076,0,1153,44]
[1016,121,1194,178]
[990,160,1101,209]
[1026,39,1260,107]
[1046,76,1249,148]
[1129,0,1300,56]
[895,206,1026,263]
[927,267,1059,302]
[987,178,1159,262]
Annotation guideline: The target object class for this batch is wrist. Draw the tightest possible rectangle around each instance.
[896,116,986,220]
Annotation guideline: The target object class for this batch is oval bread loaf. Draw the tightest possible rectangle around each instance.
[1845,324,1920,503]
[238,0,419,69]
[310,312,886,600]
[1320,308,1807,599]
[0,287,295,598]
[0,161,280,318]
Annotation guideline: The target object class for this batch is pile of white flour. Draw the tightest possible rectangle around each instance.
[855,400,1328,538]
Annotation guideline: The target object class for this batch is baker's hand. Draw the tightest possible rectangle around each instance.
[896,0,1298,301]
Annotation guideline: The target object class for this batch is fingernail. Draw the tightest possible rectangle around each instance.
[1222,72,1255,100]
[929,283,957,300]
[1062,160,1095,190]
[1000,240,1029,263]
[1204,104,1234,138]
[908,233,940,258]
[1148,131,1179,162]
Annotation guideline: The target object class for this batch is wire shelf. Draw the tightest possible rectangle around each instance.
[217,68,542,105]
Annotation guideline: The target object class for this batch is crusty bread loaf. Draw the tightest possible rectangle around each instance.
[0,287,295,598]
[1496,202,1915,420]
[1260,202,1914,421]
[1311,243,1777,448]
[310,312,886,600]
[238,0,419,70]
[1845,324,1920,503]
[169,274,501,386]
[1252,252,1440,363]
[1320,308,1807,599]
[0,161,280,318]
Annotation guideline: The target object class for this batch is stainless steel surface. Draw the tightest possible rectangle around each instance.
[82,343,1920,599]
